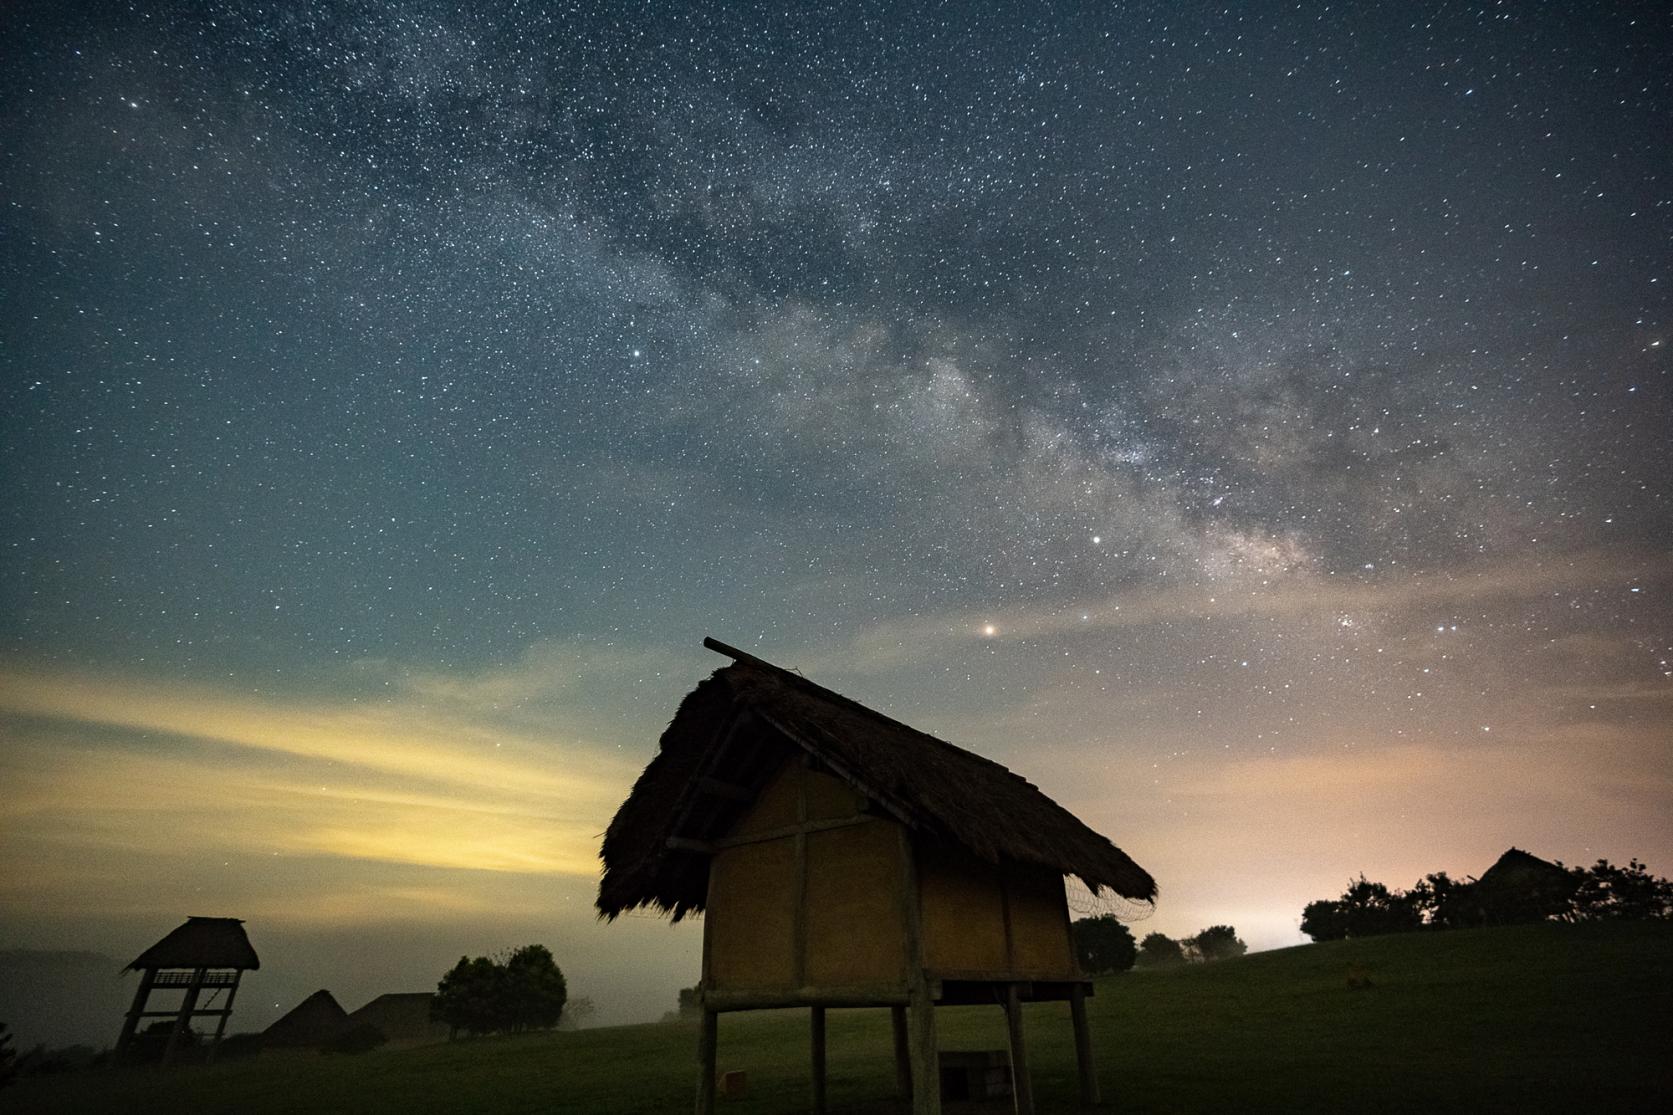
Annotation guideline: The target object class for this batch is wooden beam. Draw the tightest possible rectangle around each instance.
[207,970,242,1064]
[701,986,911,1011]
[791,759,809,989]
[713,813,875,850]
[1003,983,1035,1115]
[162,967,206,1068]
[756,710,918,830]
[702,635,769,667]
[810,1006,827,1115]
[114,967,156,1060]
[1071,982,1100,1107]
[695,1007,718,1115]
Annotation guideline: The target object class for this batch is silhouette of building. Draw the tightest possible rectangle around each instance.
[263,989,350,1049]
[347,992,451,1046]
[598,638,1156,1115]
[115,916,259,1065]
[1462,847,1578,925]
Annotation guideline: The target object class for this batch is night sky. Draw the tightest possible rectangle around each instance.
[2,1,1669,1032]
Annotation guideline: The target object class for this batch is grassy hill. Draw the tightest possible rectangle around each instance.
[9,920,1670,1113]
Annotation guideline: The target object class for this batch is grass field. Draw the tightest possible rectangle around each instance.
[10,920,1671,1113]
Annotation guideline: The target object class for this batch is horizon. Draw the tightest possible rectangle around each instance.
[2,0,1668,1055]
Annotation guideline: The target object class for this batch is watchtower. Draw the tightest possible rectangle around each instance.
[115,916,259,1065]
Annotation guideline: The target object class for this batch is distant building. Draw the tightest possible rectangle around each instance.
[263,989,350,1049]
[347,992,451,1047]
[1461,847,1578,925]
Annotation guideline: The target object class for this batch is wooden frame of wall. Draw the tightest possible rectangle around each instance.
[688,749,1101,1115]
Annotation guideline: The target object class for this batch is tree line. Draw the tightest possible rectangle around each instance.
[1072,916,1247,974]
[1300,856,1673,941]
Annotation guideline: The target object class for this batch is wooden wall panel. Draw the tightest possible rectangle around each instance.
[706,838,797,990]
[1006,866,1076,976]
[917,844,1008,974]
[804,819,906,986]
[803,768,861,821]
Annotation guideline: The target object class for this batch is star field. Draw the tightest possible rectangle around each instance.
[0,0,1668,1026]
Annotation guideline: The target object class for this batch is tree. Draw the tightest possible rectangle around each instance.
[1302,876,1421,941]
[1407,872,1462,929]
[1300,898,1347,942]
[1567,858,1673,921]
[433,946,567,1037]
[677,985,701,1019]
[434,955,504,1037]
[1137,932,1185,967]
[1190,925,1247,961]
[1071,915,1137,974]
[503,944,568,1032]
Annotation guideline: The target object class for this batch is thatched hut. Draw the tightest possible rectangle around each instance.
[598,638,1155,1115]
[115,916,260,1066]
[348,992,452,1046]
[263,989,350,1049]
[1463,847,1579,925]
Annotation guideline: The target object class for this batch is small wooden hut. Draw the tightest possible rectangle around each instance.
[598,639,1156,1114]
[115,916,259,1065]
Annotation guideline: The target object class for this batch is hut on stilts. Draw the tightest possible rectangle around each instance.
[115,916,259,1066]
[598,638,1156,1114]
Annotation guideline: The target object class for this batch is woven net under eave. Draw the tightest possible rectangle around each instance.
[1065,875,1155,922]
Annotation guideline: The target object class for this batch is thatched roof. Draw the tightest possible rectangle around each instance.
[263,990,350,1048]
[125,916,259,972]
[348,993,450,1045]
[597,639,1156,921]
[1477,847,1571,887]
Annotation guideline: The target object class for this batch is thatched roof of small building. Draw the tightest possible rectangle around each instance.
[598,639,1156,922]
[263,989,350,1048]
[125,916,260,972]
[348,993,450,1045]
[1476,847,1571,887]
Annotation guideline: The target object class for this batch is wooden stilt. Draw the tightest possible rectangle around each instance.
[1003,984,1035,1115]
[695,1007,718,1115]
[891,1004,912,1099]
[907,985,940,1115]
[810,1005,827,1114]
[114,968,156,1061]
[162,968,206,1068]
[207,971,242,1065]
[1070,983,1100,1107]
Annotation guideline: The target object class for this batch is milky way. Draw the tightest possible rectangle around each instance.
[1,1,1668,1029]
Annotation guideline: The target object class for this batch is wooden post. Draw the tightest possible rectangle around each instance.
[891,1004,912,1099]
[810,1005,827,1114]
[897,825,940,1115]
[1003,984,1035,1115]
[1070,983,1100,1107]
[207,971,242,1065]
[163,967,207,1068]
[907,983,940,1115]
[114,967,155,1060]
[696,1007,718,1115]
